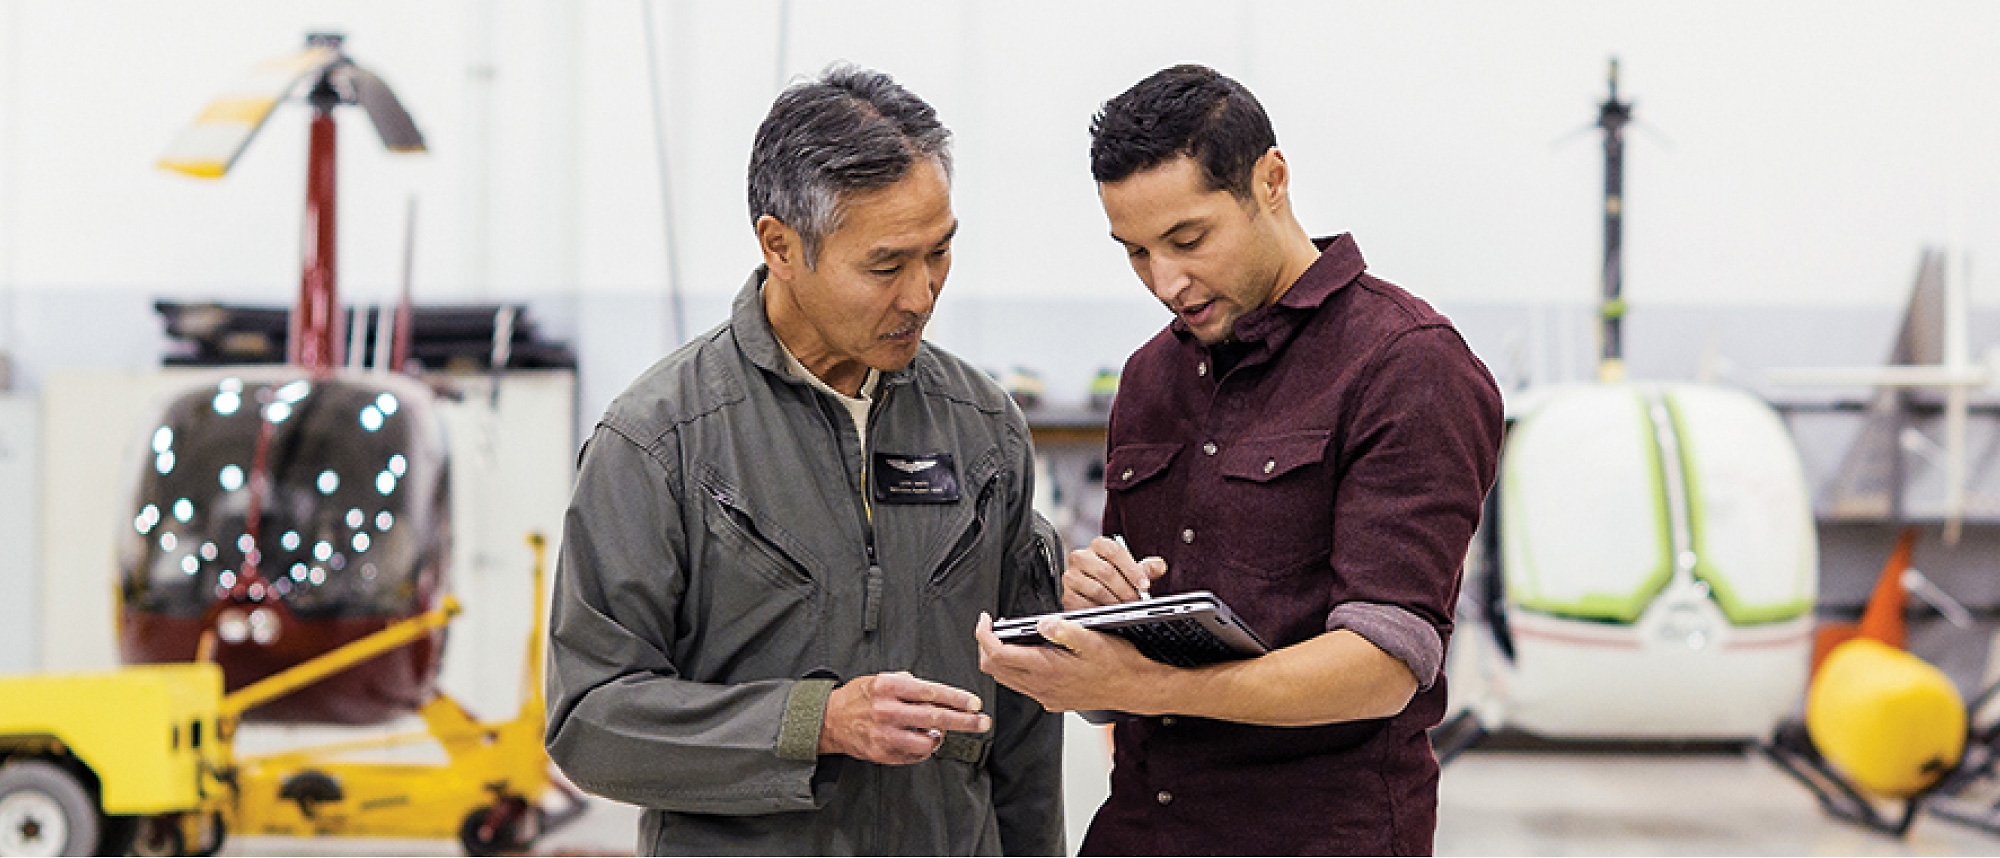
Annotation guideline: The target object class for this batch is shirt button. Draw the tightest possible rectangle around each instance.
[1160,716,1177,727]
[1202,442,1217,456]
[1263,459,1276,474]
[1157,790,1174,806]
[1181,528,1194,544]
[1196,361,1208,377]
[1121,468,1134,481]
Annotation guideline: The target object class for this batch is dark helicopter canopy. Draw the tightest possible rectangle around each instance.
[120,371,450,620]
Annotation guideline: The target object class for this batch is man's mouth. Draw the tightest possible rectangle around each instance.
[882,316,927,342]
[1177,300,1216,325]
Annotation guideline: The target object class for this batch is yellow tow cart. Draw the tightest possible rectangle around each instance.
[0,533,578,856]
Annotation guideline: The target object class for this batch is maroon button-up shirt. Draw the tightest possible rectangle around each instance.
[1083,234,1503,856]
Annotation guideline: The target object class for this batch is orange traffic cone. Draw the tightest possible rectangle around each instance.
[1811,527,1916,676]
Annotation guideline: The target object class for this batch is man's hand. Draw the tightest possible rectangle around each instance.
[1063,536,1168,609]
[818,671,991,765]
[975,611,1167,714]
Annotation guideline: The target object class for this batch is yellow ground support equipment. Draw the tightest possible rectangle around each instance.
[0,664,229,855]
[1806,638,1966,798]
[0,533,574,856]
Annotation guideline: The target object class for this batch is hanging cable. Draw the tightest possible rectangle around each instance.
[0,0,16,389]
[774,0,792,93]
[640,0,688,346]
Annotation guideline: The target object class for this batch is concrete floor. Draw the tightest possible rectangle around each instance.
[1435,748,1997,856]
[218,731,2000,856]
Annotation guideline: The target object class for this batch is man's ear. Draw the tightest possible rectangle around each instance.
[756,215,801,280]
[1254,147,1290,212]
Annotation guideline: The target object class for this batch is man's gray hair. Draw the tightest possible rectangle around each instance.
[748,63,952,269]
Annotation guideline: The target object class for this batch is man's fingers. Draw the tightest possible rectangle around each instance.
[979,611,1066,698]
[1089,535,1153,596]
[1064,547,1138,606]
[865,673,990,729]
[933,706,992,734]
[1122,559,1154,596]
[831,670,999,764]
[1077,538,1158,601]
[875,697,992,733]
[865,724,942,762]
[1062,563,1123,608]
[1036,617,1092,653]
[875,671,982,713]
[1067,546,1120,587]
[1089,535,1133,565]
[975,612,1019,666]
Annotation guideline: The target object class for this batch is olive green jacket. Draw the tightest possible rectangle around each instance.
[546,269,1065,856]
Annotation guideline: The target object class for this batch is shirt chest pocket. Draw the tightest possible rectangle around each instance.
[1217,429,1332,483]
[1104,443,1181,493]
[1102,444,1181,566]
[1214,429,1336,566]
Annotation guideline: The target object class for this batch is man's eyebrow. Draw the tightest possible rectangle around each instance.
[863,220,960,265]
[1157,217,1205,241]
[1109,217,1205,247]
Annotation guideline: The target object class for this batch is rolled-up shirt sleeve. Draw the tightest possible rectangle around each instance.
[1327,326,1503,685]
[1326,602,1444,690]
[544,425,829,815]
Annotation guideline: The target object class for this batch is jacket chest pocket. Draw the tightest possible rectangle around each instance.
[685,474,826,676]
[924,459,1002,596]
[1213,429,1335,566]
[697,474,819,596]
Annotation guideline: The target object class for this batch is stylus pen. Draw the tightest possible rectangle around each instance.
[1111,534,1152,600]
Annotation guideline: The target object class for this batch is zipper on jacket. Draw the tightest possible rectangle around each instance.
[863,557,884,633]
[705,484,811,585]
[857,390,887,634]
[931,474,997,588]
[801,386,885,634]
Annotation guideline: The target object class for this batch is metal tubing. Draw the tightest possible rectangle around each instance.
[221,597,461,719]
[293,106,341,370]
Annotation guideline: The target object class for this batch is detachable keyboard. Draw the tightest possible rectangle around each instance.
[1111,616,1246,667]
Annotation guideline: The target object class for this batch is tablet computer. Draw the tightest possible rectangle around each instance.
[992,590,1270,668]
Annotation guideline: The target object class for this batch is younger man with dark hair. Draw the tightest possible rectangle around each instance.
[979,64,1503,855]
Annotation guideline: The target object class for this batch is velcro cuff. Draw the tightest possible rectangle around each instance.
[777,678,836,762]
[1326,602,1444,690]
[936,732,991,767]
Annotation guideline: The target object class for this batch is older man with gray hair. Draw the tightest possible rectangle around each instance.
[545,64,1066,855]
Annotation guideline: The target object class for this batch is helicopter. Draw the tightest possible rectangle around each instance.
[118,33,451,724]
[1438,60,1820,753]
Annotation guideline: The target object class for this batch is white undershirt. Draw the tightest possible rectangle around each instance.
[778,341,879,445]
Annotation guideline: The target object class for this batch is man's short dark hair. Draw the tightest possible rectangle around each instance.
[748,63,952,268]
[1089,64,1276,199]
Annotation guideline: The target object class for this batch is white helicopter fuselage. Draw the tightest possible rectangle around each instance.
[1451,382,1818,740]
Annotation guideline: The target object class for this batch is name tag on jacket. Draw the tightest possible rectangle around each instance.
[873,452,960,504]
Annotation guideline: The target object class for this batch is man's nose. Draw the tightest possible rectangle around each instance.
[1148,257,1187,304]
[898,264,939,316]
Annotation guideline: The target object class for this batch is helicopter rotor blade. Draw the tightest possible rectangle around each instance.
[330,63,427,153]
[157,45,341,178]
